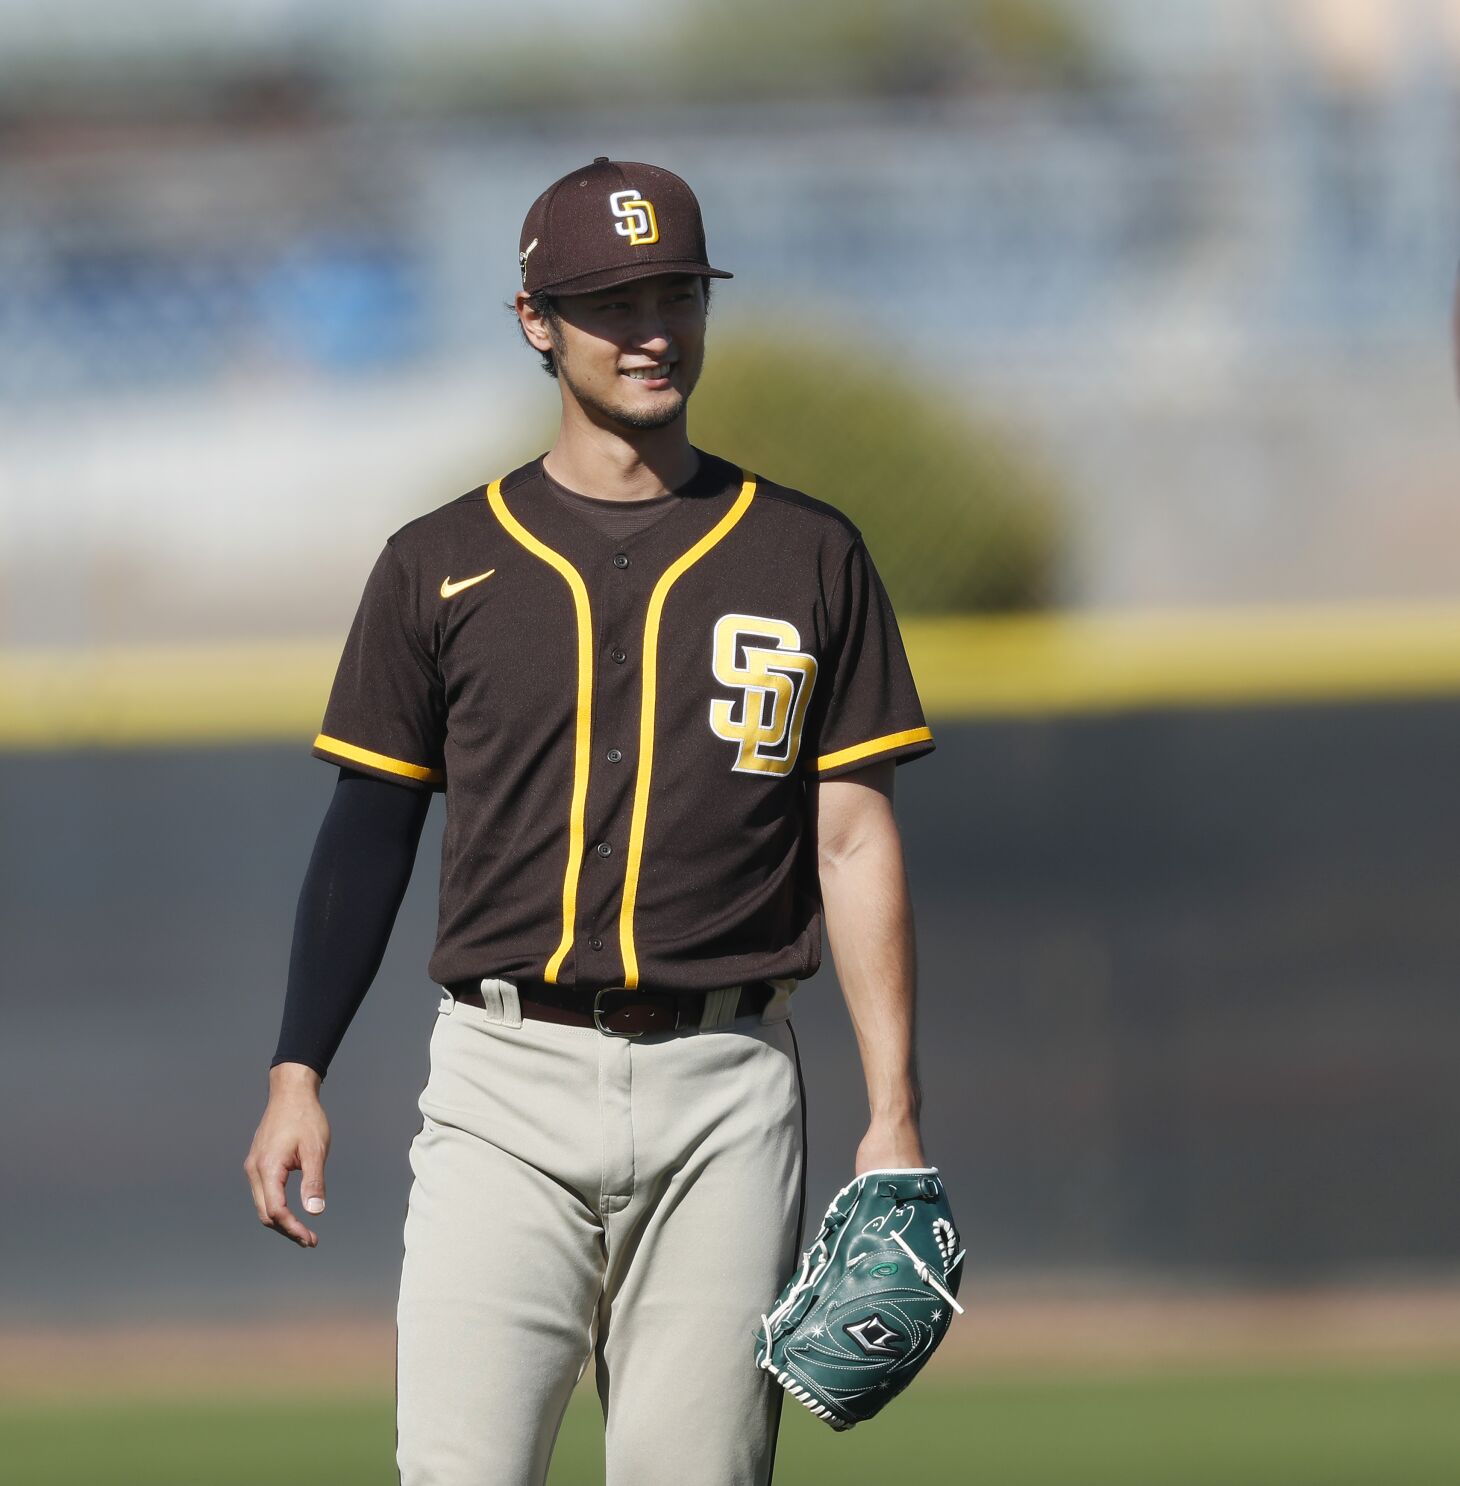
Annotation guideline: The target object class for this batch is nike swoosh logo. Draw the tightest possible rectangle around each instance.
[440,569,496,599]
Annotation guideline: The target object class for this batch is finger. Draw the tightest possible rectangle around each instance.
[299,1142,328,1218]
[244,1156,267,1227]
[262,1158,316,1247]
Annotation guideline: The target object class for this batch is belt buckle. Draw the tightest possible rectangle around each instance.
[592,987,678,1037]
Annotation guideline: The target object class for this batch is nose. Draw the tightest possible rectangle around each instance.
[628,306,673,354]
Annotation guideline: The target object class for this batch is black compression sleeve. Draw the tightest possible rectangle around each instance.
[270,767,432,1079]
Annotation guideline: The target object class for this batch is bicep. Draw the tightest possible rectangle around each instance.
[325,765,433,847]
[814,760,895,865]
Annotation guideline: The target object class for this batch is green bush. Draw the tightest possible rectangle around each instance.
[664,0,1099,99]
[691,328,1063,613]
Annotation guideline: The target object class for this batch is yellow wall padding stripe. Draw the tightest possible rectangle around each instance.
[618,474,758,989]
[487,477,594,985]
[7,603,1460,754]
[313,734,443,783]
[0,640,340,749]
[817,726,934,773]
[904,603,1460,717]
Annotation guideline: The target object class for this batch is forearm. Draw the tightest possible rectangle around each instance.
[818,816,922,1124]
[270,768,431,1079]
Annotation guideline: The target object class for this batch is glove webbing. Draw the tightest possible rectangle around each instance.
[889,1227,966,1313]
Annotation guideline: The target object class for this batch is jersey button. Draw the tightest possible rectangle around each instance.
[613,553,630,568]
[596,842,613,857]
[606,748,623,763]
[610,647,627,664]
[589,936,604,951]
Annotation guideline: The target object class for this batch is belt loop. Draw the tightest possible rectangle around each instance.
[500,978,523,1027]
[760,979,795,1024]
[698,986,741,1032]
[437,986,455,1016]
[478,977,524,1028]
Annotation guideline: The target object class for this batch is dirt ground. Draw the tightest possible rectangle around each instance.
[6,1284,1460,1401]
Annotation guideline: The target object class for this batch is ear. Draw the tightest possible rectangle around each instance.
[517,291,557,355]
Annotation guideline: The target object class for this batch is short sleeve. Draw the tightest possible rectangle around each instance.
[807,536,935,780]
[311,540,447,791]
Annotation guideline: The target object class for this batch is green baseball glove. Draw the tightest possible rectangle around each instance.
[754,1166,964,1430]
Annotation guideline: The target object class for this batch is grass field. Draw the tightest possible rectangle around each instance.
[4,1365,1459,1485]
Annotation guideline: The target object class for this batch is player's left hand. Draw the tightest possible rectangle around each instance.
[754,1165,964,1430]
[854,1115,926,1176]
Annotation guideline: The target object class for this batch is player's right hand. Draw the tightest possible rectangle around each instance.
[243,1064,332,1248]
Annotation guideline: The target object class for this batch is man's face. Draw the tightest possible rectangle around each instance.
[531,273,707,431]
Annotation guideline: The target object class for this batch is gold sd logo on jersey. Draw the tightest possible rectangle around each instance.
[709,615,818,775]
[609,189,659,247]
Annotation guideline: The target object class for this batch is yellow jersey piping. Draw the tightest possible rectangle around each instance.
[618,472,758,989]
[313,733,444,783]
[487,477,594,985]
[816,726,934,773]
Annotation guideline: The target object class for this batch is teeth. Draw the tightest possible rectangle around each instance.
[624,364,671,379]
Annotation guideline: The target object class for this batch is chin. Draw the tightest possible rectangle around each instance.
[611,394,687,431]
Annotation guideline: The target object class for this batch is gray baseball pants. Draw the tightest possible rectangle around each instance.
[395,977,808,1485]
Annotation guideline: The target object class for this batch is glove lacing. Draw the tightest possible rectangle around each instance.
[888,1227,965,1313]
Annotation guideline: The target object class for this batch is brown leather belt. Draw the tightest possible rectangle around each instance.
[444,978,779,1037]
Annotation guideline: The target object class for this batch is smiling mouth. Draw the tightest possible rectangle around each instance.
[622,362,675,384]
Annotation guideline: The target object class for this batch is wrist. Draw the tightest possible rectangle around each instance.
[867,1087,922,1124]
[854,1116,927,1174]
[269,1060,323,1097]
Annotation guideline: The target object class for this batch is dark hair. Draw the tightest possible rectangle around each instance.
[511,278,712,379]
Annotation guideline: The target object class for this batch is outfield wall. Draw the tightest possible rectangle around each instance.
[3,699,1456,1323]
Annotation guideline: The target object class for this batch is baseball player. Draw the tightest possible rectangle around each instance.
[243,157,937,1485]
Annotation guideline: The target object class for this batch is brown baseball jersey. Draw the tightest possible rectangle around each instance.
[312,448,934,993]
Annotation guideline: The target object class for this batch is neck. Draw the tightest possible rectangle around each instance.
[542,406,698,502]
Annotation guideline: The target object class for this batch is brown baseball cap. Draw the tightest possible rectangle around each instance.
[518,156,733,297]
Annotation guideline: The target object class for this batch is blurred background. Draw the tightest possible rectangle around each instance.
[3,0,1460,1481]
